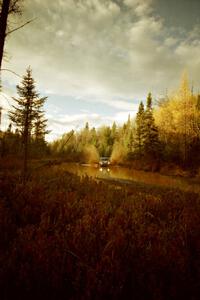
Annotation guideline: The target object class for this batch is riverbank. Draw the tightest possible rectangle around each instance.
[114,159,199,177]
[1,163,200,300]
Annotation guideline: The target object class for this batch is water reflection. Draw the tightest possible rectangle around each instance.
[58,163,200,193]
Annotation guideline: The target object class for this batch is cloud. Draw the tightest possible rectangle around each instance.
[124,0,154,16]
[4,0,200,99]
[46,111,103,141]
[1,0,200,139]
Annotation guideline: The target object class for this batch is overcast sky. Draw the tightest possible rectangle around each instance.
[1,0,200,141]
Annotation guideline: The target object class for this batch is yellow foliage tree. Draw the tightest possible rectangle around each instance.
[155,72,200,165]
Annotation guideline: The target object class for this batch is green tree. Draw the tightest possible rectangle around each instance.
[85,121,89,131]
[9,67,48,176]
[143,93,160,159]
[90,127,97,146]
[97,126,113,157]
[135,101,145,158]
[34,117,48,141]
[111,121,117,140]
[33,99,49,153]
[32,116,49,157]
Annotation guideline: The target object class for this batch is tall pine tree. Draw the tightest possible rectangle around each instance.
[143,93,160,159]
[135,101,145,158]
[9,67,48,176]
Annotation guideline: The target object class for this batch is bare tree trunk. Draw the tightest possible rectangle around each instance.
[23,98,30,181]
[23,130,28,180]
[0,0,11,72]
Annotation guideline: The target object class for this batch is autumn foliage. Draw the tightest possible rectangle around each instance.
[49,74,200,171]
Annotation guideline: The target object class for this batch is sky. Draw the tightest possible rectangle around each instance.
[0,0,200,141]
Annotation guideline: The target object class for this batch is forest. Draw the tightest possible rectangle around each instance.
[0,1,200,300]
[51,74,200,173]
[2,70,200,175]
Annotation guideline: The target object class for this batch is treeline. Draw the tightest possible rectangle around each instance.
[0,128,49,158]
[50,95,159,164]
[51,74,200,169]
[1,72,200,171]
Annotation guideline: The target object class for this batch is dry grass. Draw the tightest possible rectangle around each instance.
[0,162,200,300]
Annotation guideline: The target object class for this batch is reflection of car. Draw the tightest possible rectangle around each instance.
[99,157,110,167]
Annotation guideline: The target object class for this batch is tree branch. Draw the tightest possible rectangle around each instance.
[1,68,21,77]
[6,18,36,35]
[8,0,22,14]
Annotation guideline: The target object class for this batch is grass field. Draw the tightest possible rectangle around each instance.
[0,161,200,300]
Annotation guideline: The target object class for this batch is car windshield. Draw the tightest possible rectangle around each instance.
[100,157,109,161]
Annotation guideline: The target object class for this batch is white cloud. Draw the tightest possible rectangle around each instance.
[108,110,136,123]
[3,0,199,100]
[1,0,200,140]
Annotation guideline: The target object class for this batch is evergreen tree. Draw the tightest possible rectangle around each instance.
[34,97,49,143]
[121,115,132,153]
[85,122,89,131]
[127,114,131,130]
[143,93,160,159]
[34,117,49,141]
[127,130,135,159]
[196,94,200,111]
[90,127,97,146]
[32,116,49,157]
[146,92,152,110]
[9,67,48,176]
[111,121,117,136]
[110,122,117,145]
[135,101,145,158]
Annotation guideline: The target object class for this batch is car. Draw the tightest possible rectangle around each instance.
[99,157,110,167]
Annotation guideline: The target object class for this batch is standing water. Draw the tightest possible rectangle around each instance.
[56,163,200,194]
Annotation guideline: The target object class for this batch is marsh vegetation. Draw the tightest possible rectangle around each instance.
[0,162,200,300]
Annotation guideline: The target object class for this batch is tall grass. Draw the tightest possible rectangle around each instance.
[0,164,200,300]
